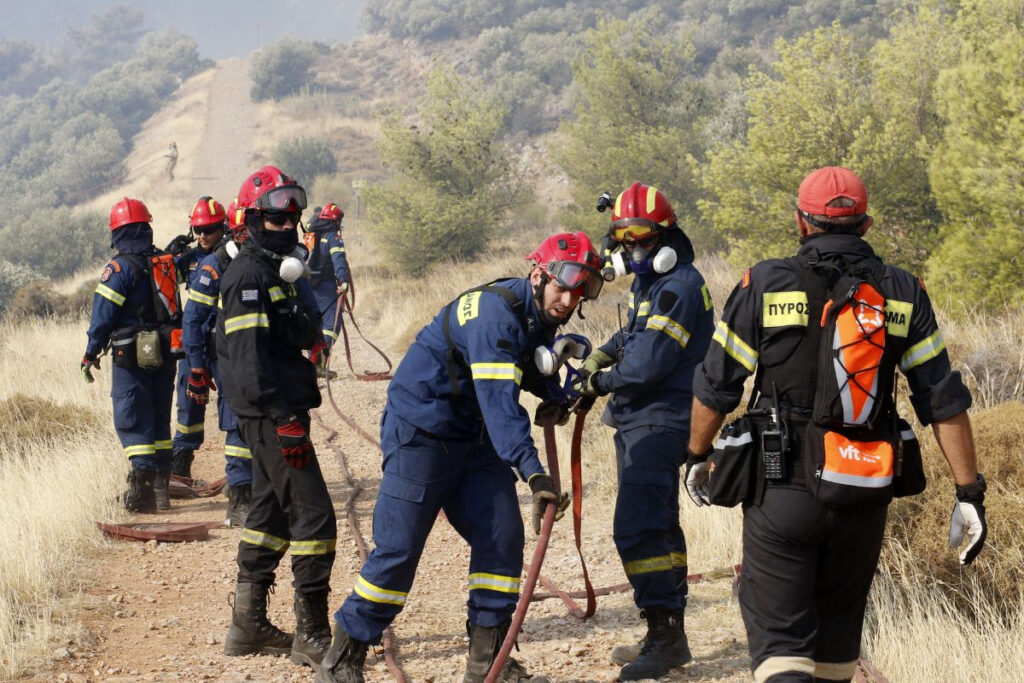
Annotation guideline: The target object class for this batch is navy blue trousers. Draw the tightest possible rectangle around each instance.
[111,362,175,472]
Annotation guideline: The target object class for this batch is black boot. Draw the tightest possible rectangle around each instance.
[154,471,171,510]
[171,448,194,477]
[315,627,368,683]
[463,620,550,683]
[610,637,645,665]
[223,582,294,656]
[292,590,333,667]
[618,608,692,681]
[225,483,252,527]
[122,468,157,513]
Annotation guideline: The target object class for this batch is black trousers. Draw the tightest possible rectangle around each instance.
[740,484,887,683]
[236,412,337,594]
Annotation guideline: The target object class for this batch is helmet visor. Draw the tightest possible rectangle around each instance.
[610,217,659,243]
[254,185,307,212]
[548,260,603,299]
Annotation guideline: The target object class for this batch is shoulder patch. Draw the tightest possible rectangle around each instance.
[457,291,482,326]
[741,268,751,289]
[100,266,113,282]
[657,290,678,313]
[239,288,261,306]
[201,264,220,280]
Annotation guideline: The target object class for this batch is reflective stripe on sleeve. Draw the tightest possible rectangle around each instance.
[353,576,407,606]
[224,313,269,335]
[330,247,346,255]
[188,289,217,306]
[712,320,758,372]
[623,554,673,576]
[470,362,523,384]
[290,538,337,555]
[646,315,690,349]
[467,572,521,595]
[900,331,945,371]
[240,529,290,553]
[96,284,126,306]
[268,286,286,302]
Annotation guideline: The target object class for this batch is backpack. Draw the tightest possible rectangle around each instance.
[119,251,184,362]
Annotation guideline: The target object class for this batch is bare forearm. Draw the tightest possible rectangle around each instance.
[689,397,727,453]
[931,411,979,487]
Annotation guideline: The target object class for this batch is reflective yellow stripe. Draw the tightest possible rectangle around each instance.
[353,576,407,605]
[670,552,687,568]
[713,320,758,372]
[155,440,172,451]
[224,445,252,459]
[124,444,156,458]
[814,660,859,680]
[268,286,286,302]
[96,284,126,306]
[467,572,521,594]
[240,529,290,552]
[623,555,673,576]
[646,315,690,348]
[330,247,346,254]
[627,296,652,317]
[291,538,337,555]
[188,289,217,306]
[176,421,204,434]
[900,331,945,371]
[224,313,269,335]
[322,329,339,341]
[470,362,522,384]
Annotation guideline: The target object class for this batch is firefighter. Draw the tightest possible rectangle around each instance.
[81,197,182,513]
[317,233,604,683]
[217,166,336,668]
[687,167,986,682]
[169,197,229,480]
[304,203,351,375]
[573,183,714,680]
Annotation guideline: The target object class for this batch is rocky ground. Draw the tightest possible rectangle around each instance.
[35,365,752,683]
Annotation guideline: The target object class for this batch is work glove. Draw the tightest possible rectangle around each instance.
[276,418,314,469]
[186,368,216,405]
[528,473,570,535]
[309,339,329,369]
[572,371,607,398]
[580,349,614,379]
[684,446,714,507]
[81,353,101,384]
[337,280,350,295]
[534,399,570,427]
[165,234,193,257]
[949,474,987,566]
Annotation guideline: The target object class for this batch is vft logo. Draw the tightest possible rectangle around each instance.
[839,444,862,461]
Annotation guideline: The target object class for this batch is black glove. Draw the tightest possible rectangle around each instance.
[534,400,570,427]
[81,352,101,384]
[165,234,193,256]
[276,418,314,469]
[185,368,216,405]
[950,474,987,566]
[528,473,569,535]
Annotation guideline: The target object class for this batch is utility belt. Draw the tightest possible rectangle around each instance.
[706,410,925,509]
[108,323,184,370]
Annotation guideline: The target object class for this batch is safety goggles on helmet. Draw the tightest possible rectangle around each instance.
[546,260,604,299]
[610,217,660,243]
[253,185,307,212]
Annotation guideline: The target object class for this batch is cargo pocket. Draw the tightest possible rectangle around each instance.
[111,387,139,431]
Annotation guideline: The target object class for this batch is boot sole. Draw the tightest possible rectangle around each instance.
[618,649,693,681]
[223,641,292,657]
[290,649,322,668]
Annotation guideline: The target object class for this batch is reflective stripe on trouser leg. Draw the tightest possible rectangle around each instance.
[337,411,461,645]
[753,657,815,682]
[172,358,206,449]
[214,369,252,487]
[740,486,887,679]
[112,364,176,472]
[814,660,859,680]
[443,435,523,627]
[613,425,688,610]
[236,414,336,592]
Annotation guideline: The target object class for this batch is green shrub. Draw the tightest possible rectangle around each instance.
[0,261,37,318]
[275,136,338,184]
[249,39,319,102]
[0,209,107,280]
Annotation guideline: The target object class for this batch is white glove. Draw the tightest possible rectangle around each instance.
[685,460,712,507]
[949,497,987,566]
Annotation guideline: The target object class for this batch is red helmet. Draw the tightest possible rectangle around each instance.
[189,196,227,228]
[320,203,344,221]
[609,182,676,243]
[528,232,603,299]
[236,165,307,213]
[109,197,152,231]
[226,198,249,242]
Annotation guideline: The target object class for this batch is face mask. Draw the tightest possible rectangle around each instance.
[279,256,307,283]
[615,244,677,276]
[260,228,298,254]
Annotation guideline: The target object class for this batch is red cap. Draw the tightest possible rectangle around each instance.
[797,166,867,217]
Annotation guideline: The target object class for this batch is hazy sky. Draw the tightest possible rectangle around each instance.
[0,0,366,59]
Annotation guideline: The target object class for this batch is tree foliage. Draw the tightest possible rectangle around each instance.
[249,39,321,102]
[275,136,338,184]
[365,65,528,273]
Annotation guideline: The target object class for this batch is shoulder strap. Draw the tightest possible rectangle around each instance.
[442,279,526,398]
[117,253,159,323]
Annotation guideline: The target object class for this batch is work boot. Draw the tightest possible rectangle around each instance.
[292,590,333,667]
[121,468,157,514]
[315,627,368,683]
[618,608,692,681]
[610,637,645,665]
[171,448,194,478]
[153,471,171,510]
[225,483,252,527]
[463,620,550,683]
[223,582,294,657]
